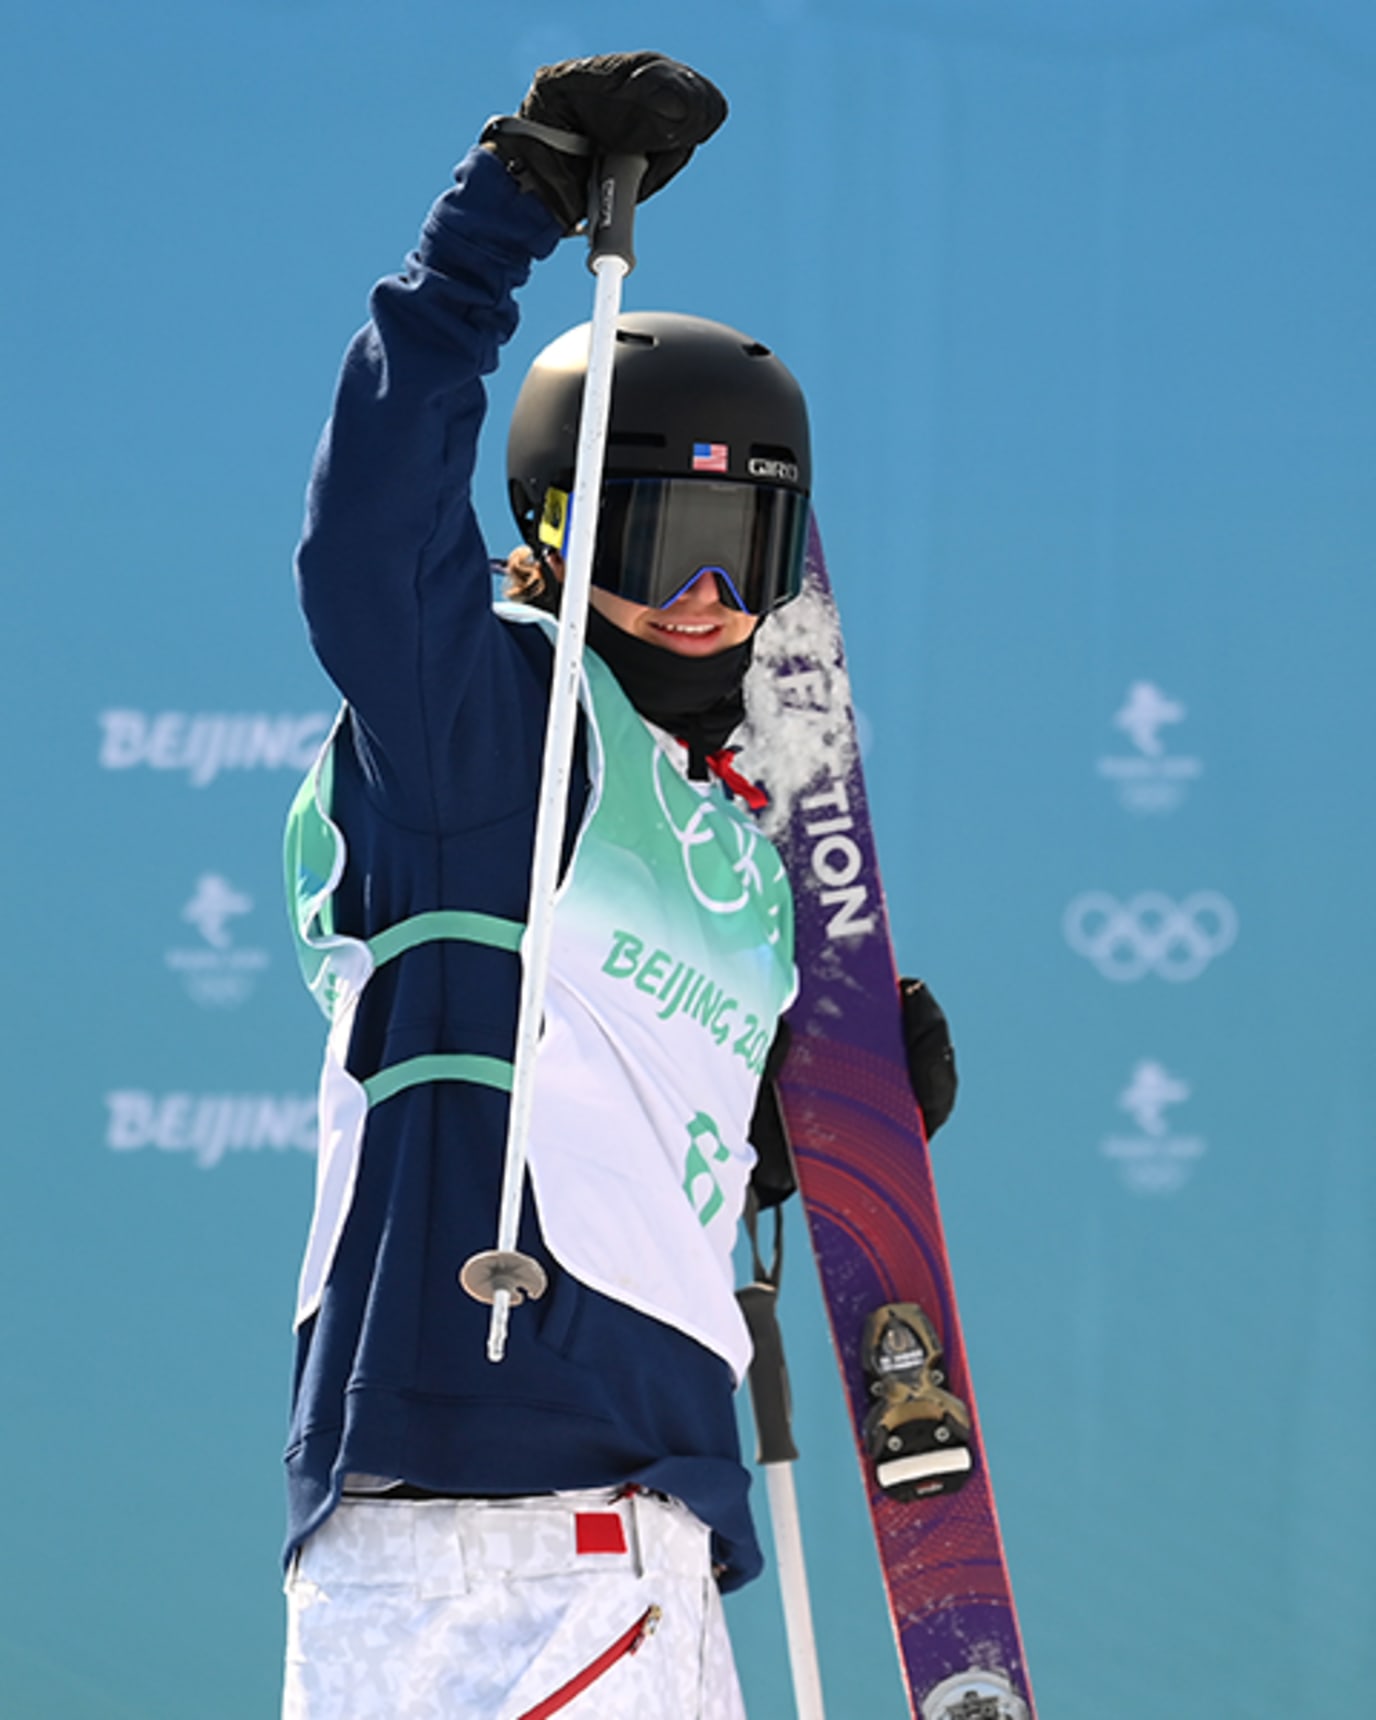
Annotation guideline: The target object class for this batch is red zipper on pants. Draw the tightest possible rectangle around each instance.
[515,1605,662,1719]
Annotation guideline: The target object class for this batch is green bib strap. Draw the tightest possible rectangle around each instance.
[362,1053,515,1109]
[367,910,524,969]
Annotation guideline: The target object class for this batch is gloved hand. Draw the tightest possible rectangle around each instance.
[749,980,958,1209]
[483,52,728,232]
[899,979,958,1138]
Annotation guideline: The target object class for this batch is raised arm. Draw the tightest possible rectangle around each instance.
[294,146,562,761]
[294,57,727,815]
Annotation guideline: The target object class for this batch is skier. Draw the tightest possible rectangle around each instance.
[281,53,954,1719]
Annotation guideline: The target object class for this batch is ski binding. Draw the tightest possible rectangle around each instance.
[862,1302,974,1500]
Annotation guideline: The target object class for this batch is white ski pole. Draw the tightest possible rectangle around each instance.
[740,1205,828,1720]
[764,1462,827,1720]
[460,152,649,1363]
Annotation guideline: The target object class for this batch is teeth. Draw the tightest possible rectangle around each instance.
[656,622,717,634]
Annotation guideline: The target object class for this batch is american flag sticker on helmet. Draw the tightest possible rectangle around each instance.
[692,442,729,473]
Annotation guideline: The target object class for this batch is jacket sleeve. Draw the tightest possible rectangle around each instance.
[294,147,564,819]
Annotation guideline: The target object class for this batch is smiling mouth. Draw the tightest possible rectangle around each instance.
[651,619,721,636]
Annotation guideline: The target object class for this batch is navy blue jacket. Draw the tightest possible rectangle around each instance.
[287,146,762,1587]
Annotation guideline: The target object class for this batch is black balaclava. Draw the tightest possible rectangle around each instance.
[585,606,754,780]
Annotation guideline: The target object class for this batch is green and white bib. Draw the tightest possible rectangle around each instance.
[285,608,796,1379]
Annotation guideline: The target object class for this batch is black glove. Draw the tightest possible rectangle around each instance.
[483,52,728,232]
[751,983,957,1207]
[900,979,958,1138]
[748,1021,796,1209]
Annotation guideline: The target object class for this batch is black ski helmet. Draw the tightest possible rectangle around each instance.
[506,312,811,615]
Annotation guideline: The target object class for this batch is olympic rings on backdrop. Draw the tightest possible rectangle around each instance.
[1062,891,1238,982]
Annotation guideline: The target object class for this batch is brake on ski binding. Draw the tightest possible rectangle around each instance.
[862,1302,974,1500]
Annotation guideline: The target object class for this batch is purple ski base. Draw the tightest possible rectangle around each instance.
[738,521,1035,1720]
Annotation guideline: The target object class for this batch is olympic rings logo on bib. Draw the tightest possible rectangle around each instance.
[1062,891,1238,982]
[652,748,777,919]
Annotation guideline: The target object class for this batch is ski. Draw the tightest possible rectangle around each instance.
[738,520,1035,1720]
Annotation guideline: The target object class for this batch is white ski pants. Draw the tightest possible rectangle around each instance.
[282,1489,748,1719]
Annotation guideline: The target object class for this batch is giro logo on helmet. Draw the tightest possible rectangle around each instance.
[747,457,799,482]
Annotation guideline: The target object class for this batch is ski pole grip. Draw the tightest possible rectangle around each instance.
[738,1283,800,1465]
[586,152,649,273]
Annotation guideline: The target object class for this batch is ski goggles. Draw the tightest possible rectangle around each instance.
[539,477,809,615]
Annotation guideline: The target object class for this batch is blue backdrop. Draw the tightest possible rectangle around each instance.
[3,2,1373,1714]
